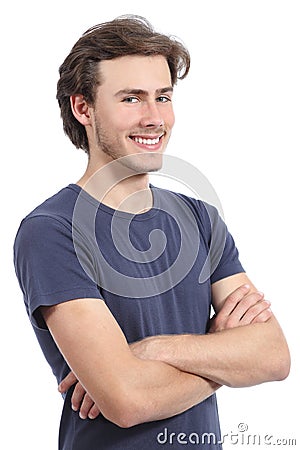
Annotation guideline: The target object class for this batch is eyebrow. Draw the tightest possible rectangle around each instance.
[114,86,174,97]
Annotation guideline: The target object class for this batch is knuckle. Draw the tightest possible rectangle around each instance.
[253,308,273,323]
[248,304,262,316]
[244,292,262,305]
[240,310,256,325]
[227,294,239,306]
[250,299,269,315]
[230,284,250,298]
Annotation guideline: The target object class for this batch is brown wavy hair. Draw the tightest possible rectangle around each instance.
[56,15,190,154]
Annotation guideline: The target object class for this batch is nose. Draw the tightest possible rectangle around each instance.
[139,101,164,128]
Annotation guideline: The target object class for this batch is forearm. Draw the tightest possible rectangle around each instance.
[43,298,220,428]
[135,317,290,388]
[61,351,221,426]
[126,357,220,426]
[64,346,220,428]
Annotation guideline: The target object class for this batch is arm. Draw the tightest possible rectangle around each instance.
[61,275,277,420]
[130,273,290,388]
[42,298,219,428]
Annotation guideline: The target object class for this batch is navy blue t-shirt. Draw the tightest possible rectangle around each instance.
[14,184,244,449]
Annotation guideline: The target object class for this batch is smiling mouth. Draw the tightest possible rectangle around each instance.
[129,133,165,148]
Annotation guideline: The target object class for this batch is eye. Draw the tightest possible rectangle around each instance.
[122,97,139,104]
[156,96,171,103]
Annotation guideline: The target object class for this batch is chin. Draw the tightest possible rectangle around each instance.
[119,152,163,174]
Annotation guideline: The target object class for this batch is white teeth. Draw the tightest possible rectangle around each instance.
[133,136,161,145]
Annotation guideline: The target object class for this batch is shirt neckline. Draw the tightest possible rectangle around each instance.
[67,183,160,221]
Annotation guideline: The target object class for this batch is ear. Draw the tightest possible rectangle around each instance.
[70,95,92,126]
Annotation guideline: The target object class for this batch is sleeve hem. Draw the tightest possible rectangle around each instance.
[29,287,103,329]
[210,264,245,285]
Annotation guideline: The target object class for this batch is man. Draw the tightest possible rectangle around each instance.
[14,16,290,449]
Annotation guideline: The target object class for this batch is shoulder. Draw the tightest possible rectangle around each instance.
[14,184,82,256]
[24,184,80,222]
[16,184,81,234]
[152,185,222,230]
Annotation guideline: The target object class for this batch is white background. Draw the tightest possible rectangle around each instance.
[1,0,299,448]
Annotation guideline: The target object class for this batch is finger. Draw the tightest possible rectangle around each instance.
[79,394,95,420]
[217,284,251,318]
[231,291,264,322]
[240,300,272,325]
[71,382,86,412]
[251,306,273,324]
[88,404,101,420]
[58,371,78,394]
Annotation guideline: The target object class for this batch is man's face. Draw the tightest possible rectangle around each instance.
[90,55,175,172]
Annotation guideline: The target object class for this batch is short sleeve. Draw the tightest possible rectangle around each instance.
[14,215,102,329]
[192,200,244,285]
[206,204,245,284]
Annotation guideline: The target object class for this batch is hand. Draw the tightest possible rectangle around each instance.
[209,284,273,333]
[58,372,100,420]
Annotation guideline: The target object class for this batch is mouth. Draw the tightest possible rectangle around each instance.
[129,133,165,151]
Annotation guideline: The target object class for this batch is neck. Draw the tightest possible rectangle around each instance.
[76,156,153,214]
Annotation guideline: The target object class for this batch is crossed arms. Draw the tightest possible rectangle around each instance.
[41,272,290,428]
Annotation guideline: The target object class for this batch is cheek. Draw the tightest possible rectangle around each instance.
[165,108,175,128]
[95,103,136,133]
[113,108,140,132]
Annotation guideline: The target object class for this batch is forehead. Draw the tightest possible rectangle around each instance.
[98,55,172,92]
